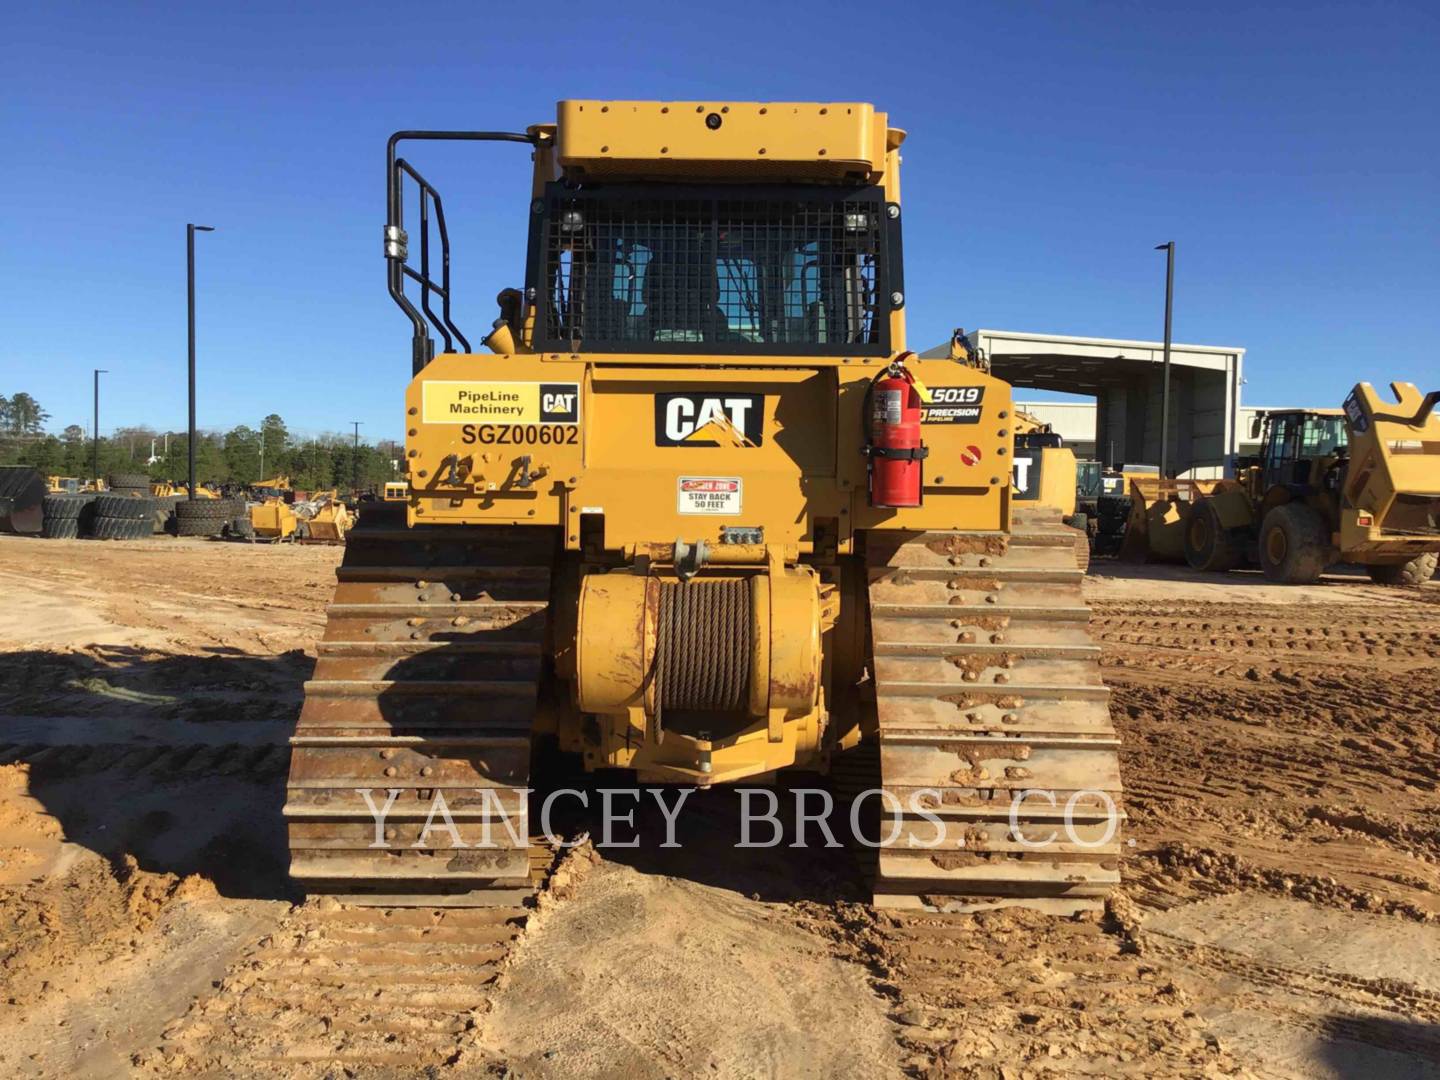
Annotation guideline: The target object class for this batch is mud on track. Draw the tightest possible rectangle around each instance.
[1,538,1438,1078]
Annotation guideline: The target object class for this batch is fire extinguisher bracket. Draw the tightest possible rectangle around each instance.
[863,445,929,460]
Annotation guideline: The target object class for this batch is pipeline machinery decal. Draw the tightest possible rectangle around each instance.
[422,381,580,425]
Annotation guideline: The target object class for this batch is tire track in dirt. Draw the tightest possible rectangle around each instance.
[1093,594,1440,916]
[791,899,1247,1077]
[135,843,579,1078]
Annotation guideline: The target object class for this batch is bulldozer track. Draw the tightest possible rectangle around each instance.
[865,509,1124,913]
[285,504,557,907]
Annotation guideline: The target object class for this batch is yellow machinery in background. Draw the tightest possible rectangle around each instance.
[1006,408,1094,569]
[154,482,219,498]
[251,475,293,500]
[1121,476,1218,562]
[381,480,408,501]
[284,101,1123,914]
[245,476,299,540]
[1181,392,1440,583]
[48,476,81,494]
[249,500,298,541]
[1010,410,1078,517]
[297,496,352,543]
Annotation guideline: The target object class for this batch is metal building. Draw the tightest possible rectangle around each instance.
[922,329,1246,477]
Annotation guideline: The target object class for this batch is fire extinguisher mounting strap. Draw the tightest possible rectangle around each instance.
[864,445,929,461]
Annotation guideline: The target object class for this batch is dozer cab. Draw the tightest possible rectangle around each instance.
[1184,389,1440,584]
[285,102,1123,914]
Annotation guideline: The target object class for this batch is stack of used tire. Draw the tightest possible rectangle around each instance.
[107,472,151,495]
[40,493,96,538]
[174,497,233,538]
[0,466,48,534]
[88,487,159,540]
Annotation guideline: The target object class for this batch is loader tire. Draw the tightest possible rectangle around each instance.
[88,515,152,541]
[1366,553,1439,587]
[42,493,93,520]
[175,498,228,518]
[176,517,223,537]
[174,498,229,537]
[93,493,157,520]
[227,516,255,540]
[42,517,81,539]
[107,472,151,492]
[1184,499,1244,573]
[1258,503,1331,585]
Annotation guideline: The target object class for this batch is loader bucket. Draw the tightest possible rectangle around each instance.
[1339,382,1440,558]
[0,466,46,535]
[305,504,351,542]
[1120,477,1219,563]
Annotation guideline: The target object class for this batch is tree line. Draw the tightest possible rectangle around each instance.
[0,394,401,492]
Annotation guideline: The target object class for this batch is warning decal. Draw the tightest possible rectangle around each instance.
[677,476,743,515]
[422,381,580,425]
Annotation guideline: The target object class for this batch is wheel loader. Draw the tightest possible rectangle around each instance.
[1183,393,1440,584]
[285,102,1123,914]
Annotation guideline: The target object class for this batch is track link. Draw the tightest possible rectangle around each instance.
[285,505,557,905]
[866,509,1124,913]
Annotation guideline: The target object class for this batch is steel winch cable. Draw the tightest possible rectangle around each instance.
[655,577,753,722]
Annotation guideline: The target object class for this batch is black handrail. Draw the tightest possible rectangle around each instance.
[385,130,540,374]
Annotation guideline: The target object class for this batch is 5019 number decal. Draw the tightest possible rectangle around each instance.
[460,424,579,446]
[921,385,985,425]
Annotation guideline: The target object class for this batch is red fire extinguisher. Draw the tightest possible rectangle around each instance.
[865,355,928,508]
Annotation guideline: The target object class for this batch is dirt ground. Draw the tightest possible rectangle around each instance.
[1,534,1438,1078]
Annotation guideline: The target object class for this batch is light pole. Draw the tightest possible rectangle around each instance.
[188,224,215,497]
[1155,241,1175,479]
[351,421,363,495]
[92,369,107,487]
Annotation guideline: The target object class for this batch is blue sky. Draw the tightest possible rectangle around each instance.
[4,0,1437,440]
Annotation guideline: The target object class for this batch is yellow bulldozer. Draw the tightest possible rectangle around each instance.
[1006,407,1095,569]
[285,102,1123,914]
[1010,409,1079,518]
[1183,390,1440,584]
